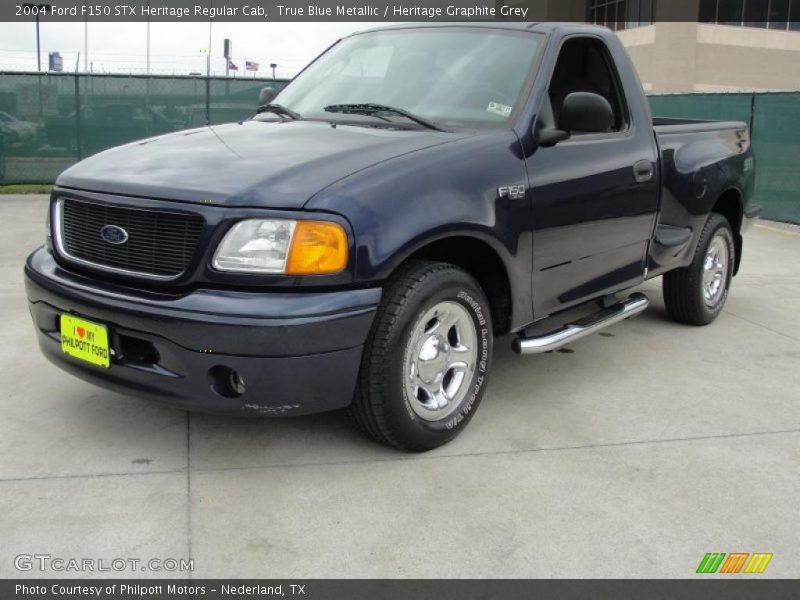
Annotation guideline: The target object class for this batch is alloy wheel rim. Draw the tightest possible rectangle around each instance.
[404,301,478,422]
[702,233,729,307]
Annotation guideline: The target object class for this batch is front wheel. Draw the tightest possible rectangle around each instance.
[350,261,493,451]
[663,212,735,325]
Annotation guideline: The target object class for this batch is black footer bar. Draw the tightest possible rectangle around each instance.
[3,579,800,600]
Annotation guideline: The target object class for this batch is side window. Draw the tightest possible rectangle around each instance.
[547,37,628,133]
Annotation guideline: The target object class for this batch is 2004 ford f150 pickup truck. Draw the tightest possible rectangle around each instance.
[25,23,761,451]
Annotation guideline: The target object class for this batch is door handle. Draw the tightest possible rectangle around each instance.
[633,160,654,183]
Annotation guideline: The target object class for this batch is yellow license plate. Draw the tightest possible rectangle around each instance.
[60,314,111,368]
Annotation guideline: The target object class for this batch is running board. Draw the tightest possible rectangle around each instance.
[512,293,649,355]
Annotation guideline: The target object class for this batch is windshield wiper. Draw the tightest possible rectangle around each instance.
[255,103,302,120]
[324,103,445,132]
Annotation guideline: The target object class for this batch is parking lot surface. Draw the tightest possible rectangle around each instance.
[1,195,798,578]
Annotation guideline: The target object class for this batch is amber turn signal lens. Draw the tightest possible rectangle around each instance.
[285,220,348,275]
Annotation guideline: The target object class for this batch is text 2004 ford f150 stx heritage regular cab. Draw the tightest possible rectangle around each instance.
[25,23,761,450]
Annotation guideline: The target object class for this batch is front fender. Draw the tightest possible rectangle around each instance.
[307,131,535,329]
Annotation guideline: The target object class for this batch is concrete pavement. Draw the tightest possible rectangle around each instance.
[1,195,798,578]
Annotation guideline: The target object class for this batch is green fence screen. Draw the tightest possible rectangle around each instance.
[0,74,797,223]
[0,72,288,185]
[648,92,800,223]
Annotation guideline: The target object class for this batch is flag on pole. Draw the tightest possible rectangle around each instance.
[228,60,239,71]
[246,61,260,72]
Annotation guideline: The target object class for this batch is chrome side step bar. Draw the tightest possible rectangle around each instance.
[512,293,649,355]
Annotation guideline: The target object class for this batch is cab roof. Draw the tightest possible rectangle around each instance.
[352,22,611,36]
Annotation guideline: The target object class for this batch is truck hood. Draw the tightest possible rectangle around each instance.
[56,120,462,208]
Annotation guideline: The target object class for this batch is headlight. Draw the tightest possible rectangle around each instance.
[213,220,295,273]
[212,219,348,275]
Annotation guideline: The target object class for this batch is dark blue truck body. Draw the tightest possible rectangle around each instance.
[25,23,759,423]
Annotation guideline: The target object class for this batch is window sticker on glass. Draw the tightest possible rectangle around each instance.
[486,102,513,117]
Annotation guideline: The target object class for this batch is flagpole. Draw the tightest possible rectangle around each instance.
[146,0,150,74]
[206,2,212,78]
[83,1,88,72]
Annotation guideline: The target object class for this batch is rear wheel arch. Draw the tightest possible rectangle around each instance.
[711,188,744,274]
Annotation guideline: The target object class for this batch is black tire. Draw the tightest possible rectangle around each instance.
[350,260,493,451]
[663,212,735,326]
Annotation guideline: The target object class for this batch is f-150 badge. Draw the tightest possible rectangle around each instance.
[498,185,527,200]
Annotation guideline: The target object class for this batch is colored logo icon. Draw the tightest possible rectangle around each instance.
[696,553,773,574]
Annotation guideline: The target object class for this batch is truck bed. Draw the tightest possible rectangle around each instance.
[648,116,753,279]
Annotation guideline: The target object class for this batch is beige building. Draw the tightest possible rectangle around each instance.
[618,21,800,92]
[506,0,800,92]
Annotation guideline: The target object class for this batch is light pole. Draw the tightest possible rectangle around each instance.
[22,4,51,71]
[270,63,277,79]
[22,3,50,120]
[36,15,41,71]
[146,0,151,74]
[145,0,151,114]
[83,1,88,72]
[206,0,213,77]
[206,22,213,76]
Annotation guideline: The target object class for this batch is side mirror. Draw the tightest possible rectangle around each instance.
[534,127,570,147]
[258,87,276,107]
[559,92,614,133]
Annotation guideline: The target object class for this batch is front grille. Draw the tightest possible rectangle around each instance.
[58,198,204,278]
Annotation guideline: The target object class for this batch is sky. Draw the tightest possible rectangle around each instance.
[0,22,385,77]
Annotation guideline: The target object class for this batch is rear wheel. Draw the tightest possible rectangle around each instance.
[663,212,735,325]
[350,261,493,451]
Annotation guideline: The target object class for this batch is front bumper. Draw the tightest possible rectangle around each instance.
[25,247,381,416]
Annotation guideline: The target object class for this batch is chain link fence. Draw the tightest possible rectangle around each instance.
[0,72,288,184]
[0,74,797,223]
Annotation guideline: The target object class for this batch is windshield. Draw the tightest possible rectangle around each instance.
[272,28,544,129]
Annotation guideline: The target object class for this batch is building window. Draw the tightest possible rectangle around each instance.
[699,0,800,31]
[587,0,656,31]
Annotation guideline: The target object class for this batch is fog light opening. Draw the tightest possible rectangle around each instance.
[208,366,246,398]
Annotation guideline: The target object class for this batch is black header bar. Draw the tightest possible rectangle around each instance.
[5,0,719,22]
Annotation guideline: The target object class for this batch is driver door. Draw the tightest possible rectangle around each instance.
[526,35,659,316]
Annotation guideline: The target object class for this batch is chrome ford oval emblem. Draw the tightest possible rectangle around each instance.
[100,224,129,245]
